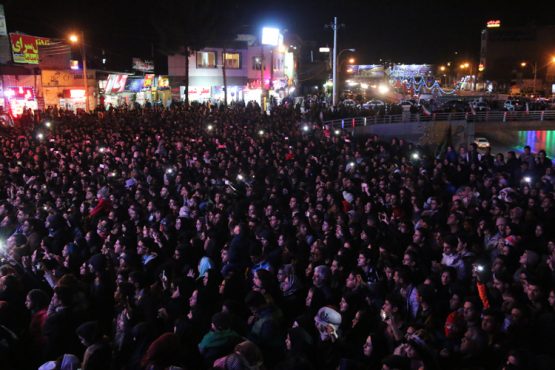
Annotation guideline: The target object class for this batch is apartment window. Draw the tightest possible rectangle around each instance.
[196,51,217,68]
[224,52,241,69]
[252,56,262,70]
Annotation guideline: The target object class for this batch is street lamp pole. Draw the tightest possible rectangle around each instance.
[332,16,338,107]
[81,31,90,112]
[336,48,356,95]
[260,45,265,110]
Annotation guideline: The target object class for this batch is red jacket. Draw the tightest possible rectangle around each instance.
[90,198,112,218]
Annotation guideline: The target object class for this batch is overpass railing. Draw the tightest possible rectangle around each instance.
[322,110,555,129]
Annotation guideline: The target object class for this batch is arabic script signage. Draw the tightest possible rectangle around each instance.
[10,33,51,64]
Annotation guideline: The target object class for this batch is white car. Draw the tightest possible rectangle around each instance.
[341,99,357,107]
[363,99,385,109]
[474,137,490,149]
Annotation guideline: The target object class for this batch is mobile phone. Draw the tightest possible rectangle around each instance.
[380,309,388,321]
[474,264,485,273]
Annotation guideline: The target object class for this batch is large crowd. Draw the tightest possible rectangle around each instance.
[1,102,555,370]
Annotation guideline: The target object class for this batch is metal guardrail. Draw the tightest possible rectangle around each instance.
[323,110,555,129]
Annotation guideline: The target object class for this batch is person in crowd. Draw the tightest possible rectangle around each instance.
[0,102,553,370]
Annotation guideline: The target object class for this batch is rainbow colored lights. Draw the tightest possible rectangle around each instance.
[516,131,555,157]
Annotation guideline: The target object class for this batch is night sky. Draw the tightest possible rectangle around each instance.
[3,0,551,71]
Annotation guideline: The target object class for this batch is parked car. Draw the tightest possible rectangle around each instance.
[362,99,385,109]
[470,101,491,112]
[473,137,490,149]
[341,99,357,107]
[399,99,419,107]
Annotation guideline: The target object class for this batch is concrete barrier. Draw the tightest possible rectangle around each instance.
[353,120,470,148]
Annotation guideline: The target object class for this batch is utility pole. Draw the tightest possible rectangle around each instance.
[260,45,265,110]
[81,32,89,111]
[332,17,338,107]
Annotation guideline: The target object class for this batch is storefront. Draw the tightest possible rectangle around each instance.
[101,74,172,108]
[59,88,86,111]
[41,69,97,111]
[211,85,245,103]
[180,86,211,102]
[2,86,38,116]
[102,73,129,107]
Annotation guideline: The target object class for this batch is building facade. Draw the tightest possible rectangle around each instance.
[168,35,296,106]
[480,23,555,95]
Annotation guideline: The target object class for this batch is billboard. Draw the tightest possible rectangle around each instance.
[105,74,128,94]
[389,64,432,79]
[9,33,51,64]
[126,78,144,92]
[132,58,154,72]
[348,65,385,79]
[143,74,155,88]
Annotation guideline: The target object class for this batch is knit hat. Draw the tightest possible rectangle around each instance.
[525,249,540,267]
[76,321,99,345]
[88,253,106,273]
[212,312,232,331]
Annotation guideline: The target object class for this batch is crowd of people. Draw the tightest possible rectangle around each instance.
[1,102,555,370]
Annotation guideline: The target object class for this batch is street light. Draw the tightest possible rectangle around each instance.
[348,58,355,64]
[519,57,555,95]
[261,27,280,111]
[459,62,475,90]
[333,48,355,106]
[519,61,538,94]
[69,32,89,112]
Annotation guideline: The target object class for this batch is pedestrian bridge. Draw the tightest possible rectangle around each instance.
[322,110,555,129]
[320,111,555,151]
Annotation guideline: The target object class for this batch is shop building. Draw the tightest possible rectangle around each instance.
[101,73,171,107]
[168,33,297,105]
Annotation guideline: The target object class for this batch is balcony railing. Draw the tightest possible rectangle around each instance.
[322,110,555,129]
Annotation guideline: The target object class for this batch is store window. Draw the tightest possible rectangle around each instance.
[196,51,217,68]
[252,56,262,70]
[224,52,241,69]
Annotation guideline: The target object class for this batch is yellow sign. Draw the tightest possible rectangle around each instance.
[10,33,51,64]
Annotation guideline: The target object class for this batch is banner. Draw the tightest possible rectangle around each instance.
[132,58,154,72]
[105,74,128,94]
[143,74,155,88]
[157,76,169,89]
[10,33,51,64]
